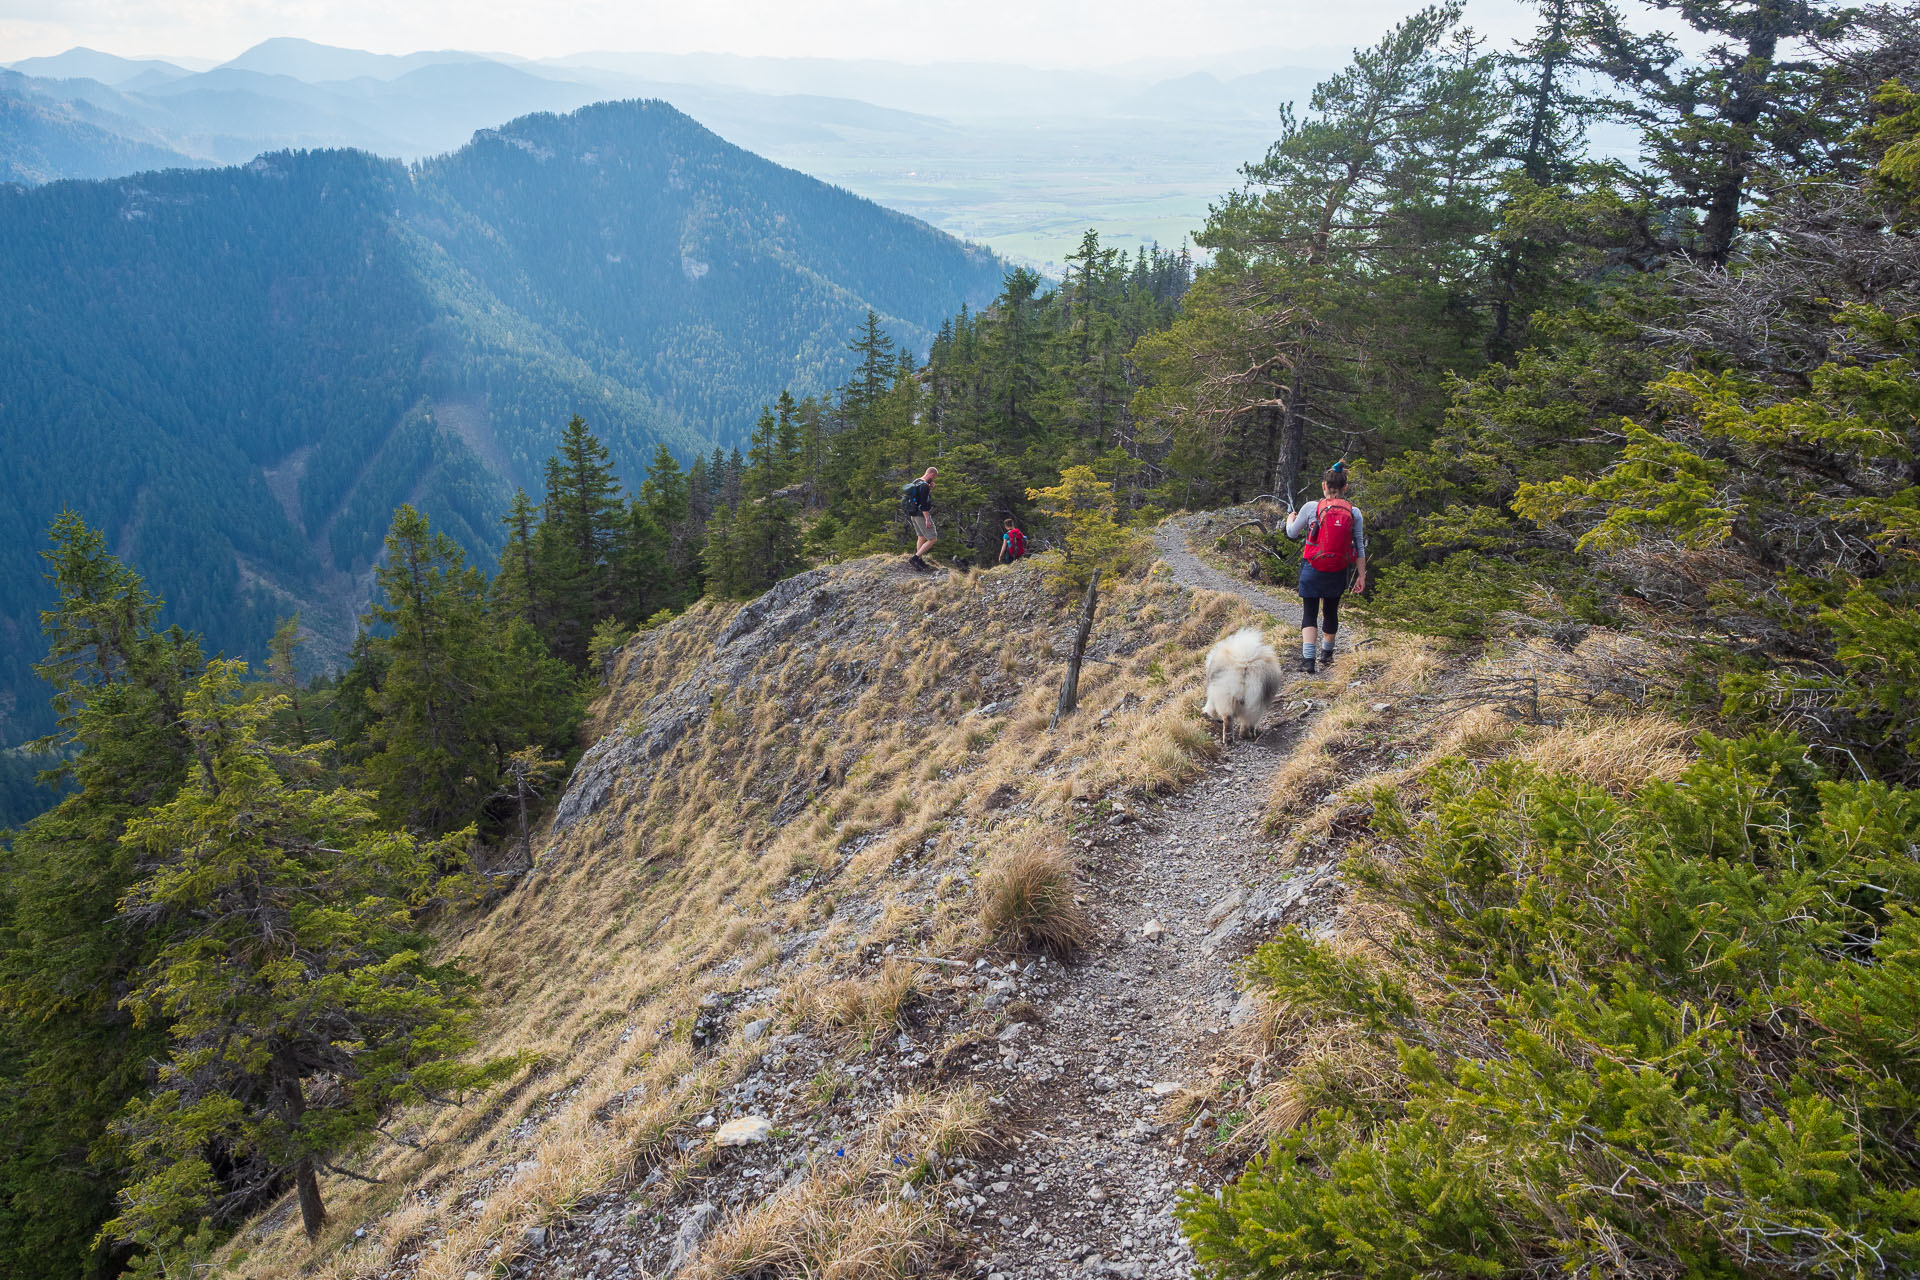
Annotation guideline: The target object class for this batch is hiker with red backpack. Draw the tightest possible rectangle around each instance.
[998,517,1027,566]
[1284,462,1367,673]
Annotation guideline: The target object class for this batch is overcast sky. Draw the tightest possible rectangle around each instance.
[2,0,1558,67]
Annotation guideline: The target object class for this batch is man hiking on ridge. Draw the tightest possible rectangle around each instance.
[903,466,938,571]
[1285,462,1367,674]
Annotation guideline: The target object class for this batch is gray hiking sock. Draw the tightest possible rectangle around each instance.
[1301,642,1316,660]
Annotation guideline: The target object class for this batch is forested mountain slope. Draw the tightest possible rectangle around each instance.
[0,72,192,182]
[0,98,1002,744]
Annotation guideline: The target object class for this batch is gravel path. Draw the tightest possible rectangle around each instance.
[963,517,1338,1280]
[1150,518,1300,622]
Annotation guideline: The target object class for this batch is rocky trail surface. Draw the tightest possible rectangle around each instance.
[956,516,1342,1280]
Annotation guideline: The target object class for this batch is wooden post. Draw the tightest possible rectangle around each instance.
[1051,569,1101,729]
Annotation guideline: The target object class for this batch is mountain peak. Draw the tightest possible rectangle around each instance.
[6,47,191,86]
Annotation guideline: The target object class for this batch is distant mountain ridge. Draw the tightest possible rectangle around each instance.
[0,71,193,182]
[1,37,1324,271]
[215,36,517,82]
[0,97,1003,747]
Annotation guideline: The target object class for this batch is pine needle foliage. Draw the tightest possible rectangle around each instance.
[1185,732,1920,1277]
[106,660,508,1247]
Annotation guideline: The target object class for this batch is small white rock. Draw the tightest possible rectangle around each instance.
[715,1115,774,1146]
[1140,920,1167,940]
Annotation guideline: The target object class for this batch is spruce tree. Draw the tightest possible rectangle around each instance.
[108,660,499,1245]
[1580,0,1855,263]
[775,390,803,484]
[265,614,312,747]
[732,408,804,595]
[491,488,543,630]
[843,309,897,425]
[637,444,698,612]
[702,501,741,598]
[537,418,624,665]
[359,506,500,833]
[0,516,203,1280]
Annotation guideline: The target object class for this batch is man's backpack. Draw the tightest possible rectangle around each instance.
[901,479,931,517]
[1006,528,1026,559]
[1302,498,1357,573]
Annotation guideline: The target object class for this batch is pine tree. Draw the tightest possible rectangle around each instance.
[731,408,804,595]
[1485,0,1601,359]
[537,417,625,665]
[107,659,501,1245]
[359,506,501,833]
[1144,2,1502,503]
[0,516,204,1280]
[1580,0,1855,263]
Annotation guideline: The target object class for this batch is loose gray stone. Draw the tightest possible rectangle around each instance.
[662,1202,722,1277]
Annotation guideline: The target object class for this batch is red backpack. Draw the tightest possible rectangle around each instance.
[1302,498,1357,573]
[1006,527,1026,559]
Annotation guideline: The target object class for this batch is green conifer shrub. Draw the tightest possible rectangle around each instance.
[106,661,508,1247]
[1185,733,1920,1277]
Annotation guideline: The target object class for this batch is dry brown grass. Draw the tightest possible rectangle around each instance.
[684,1089,989,1280]
[974,827,1094,959]
[217,554,1250,1280]
[1515,714,1693,792]
[795,959,930,1042]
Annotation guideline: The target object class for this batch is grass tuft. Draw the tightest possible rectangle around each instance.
[975,828,1093,960]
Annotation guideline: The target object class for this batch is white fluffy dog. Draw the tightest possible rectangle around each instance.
[1202,627,1284,746]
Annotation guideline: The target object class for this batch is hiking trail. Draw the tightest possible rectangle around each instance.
[959,514,1343,1280]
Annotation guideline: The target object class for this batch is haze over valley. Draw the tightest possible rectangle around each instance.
[2,37,1330,269]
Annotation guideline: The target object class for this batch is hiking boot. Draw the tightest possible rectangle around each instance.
[1299,654,1317,675]
[1318,649,1335,670]
[908,554,928,571]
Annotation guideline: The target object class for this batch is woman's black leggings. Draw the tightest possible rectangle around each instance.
[1302,594,1341,633]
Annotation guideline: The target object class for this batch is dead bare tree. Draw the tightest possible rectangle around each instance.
[1052,570,1101,729]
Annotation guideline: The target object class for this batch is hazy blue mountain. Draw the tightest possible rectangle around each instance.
[538,50,1144,119]
[0,97,182,183]
[2,39,1327,270]
[215,36,516,83]
[6,47,191,85]
[0,98,1003,752]
[0,72,192,182]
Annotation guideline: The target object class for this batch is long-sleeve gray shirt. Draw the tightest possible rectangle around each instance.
[1285,500,1366,558]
